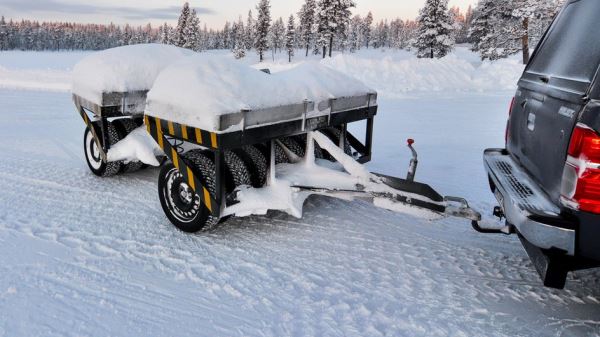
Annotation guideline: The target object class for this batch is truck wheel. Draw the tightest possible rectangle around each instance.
[234,146,267,188]
[322,127,352,160]
[83,123,122,177]
[158,150,218,233]
[114,118,144,173]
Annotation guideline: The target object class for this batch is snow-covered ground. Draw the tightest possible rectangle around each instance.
[0,47,599,336]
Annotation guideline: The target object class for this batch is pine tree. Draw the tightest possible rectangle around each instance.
[315,0,333,58]
[511,0,557,64]
[469,0,519,61]
[174,2,191,47]
[184,9,201,51]
[232,16,246,58]
[298,0,316,57]
[245,10,255,50]
[413,0,455,58]
[269,17,285,54]
[0,16,8,51]
[285,15,295,62]
[255,0,271,62]
[364,11,373,48]
[315,0,355,58]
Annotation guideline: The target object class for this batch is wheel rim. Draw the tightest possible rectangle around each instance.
[85,129,102,170]
[163,167,202,223]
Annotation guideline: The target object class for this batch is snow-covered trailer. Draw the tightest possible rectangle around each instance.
[72,45,481,232]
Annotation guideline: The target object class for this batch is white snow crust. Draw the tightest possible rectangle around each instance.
[146,54,373,132]
[71,44,194,105]
[2,49,600,337]
[106,126,163,166]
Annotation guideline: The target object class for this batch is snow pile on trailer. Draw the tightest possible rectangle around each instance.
[145,54,375,132]
[71,44,194,105]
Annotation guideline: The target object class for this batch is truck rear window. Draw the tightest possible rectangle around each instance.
[528,0,600,84]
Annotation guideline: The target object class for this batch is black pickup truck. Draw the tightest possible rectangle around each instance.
[483,0,600,288]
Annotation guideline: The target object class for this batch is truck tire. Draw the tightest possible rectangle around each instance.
[158,150,219,233]
[114,118,144,173]
[234,146,267,188]
[83,123,122,177]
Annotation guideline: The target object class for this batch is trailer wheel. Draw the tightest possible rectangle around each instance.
[322,127,352,160]
[114,118,144,173]
[83,123,122,177]
[224,150,253,193]
[234,146,267,188]
[279,136,305,158]
[158,150,218,233]
[293,134,324,159]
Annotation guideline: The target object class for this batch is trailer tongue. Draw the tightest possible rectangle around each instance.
[71,45,480,232]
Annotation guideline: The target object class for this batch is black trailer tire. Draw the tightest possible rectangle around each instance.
[321,127,352,161]
[279,136,305,158]
[293,134,324,159]
[158,150,219,233]
[83,123,122,177]
[223,150,253,193]
[114,118,144,173]
[233,146,268,188]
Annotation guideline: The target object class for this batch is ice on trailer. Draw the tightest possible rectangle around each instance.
[145,54,376,133]
[71,44,194,106]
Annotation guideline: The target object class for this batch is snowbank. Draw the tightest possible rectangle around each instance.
[71,44,194,105]
[321,49,525,96]
[146,54,374,132]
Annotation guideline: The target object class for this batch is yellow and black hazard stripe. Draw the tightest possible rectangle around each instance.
[77,107,107,162]
[145,115,219,217]
[145,115,218,149]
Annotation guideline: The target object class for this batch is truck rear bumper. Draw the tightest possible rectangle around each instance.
[484,149,576,256]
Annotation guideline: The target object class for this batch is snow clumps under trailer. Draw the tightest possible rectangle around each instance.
[72,44,481,232]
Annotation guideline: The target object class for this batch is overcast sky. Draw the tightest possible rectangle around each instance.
[0,0,478,29]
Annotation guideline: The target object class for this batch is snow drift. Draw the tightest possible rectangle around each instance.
[71,44,194,105]
[320,48,525,96]
[4,47,523,97]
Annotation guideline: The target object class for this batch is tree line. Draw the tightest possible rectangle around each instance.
[0,0,565,64]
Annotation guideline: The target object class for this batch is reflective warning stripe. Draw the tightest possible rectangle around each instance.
[195,128,203,144]
[210,132,218,148]
[144,114,219,217]
[154,117,164,149]
[203,187,212,212]
[171,147,179,170]
[181,124,189,140]
[77,107,106,162]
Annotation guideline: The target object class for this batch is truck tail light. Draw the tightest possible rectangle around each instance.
[505,97,515,145]
[560,123,600,214]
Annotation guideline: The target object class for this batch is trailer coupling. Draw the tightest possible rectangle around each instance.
[280,135,481,224]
